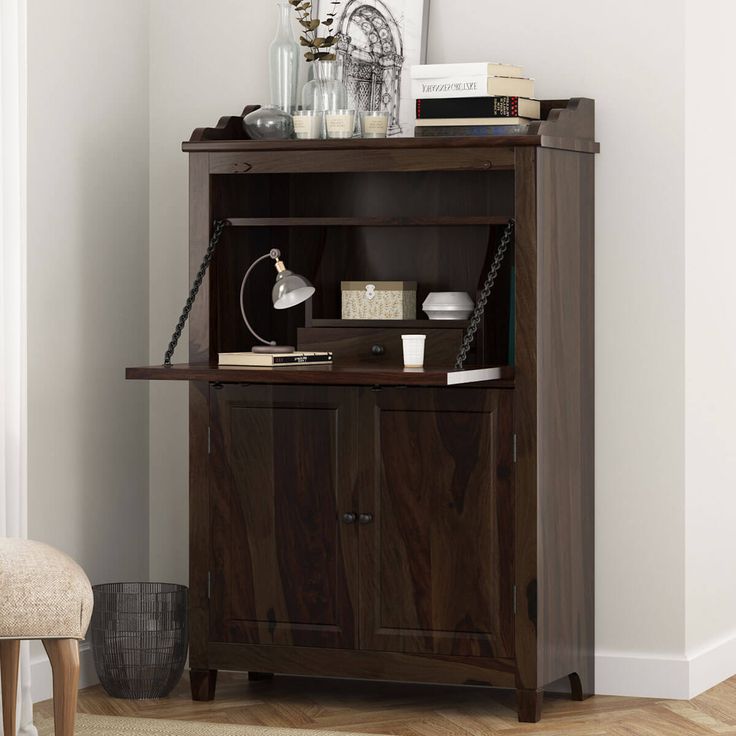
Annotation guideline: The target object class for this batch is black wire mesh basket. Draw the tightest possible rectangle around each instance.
[90,583,188,699]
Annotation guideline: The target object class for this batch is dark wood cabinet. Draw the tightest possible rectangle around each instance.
[127,98,597,722]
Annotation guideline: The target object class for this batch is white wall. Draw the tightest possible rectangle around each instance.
[148,0,690,696]
[26,0,150,699]
[684,0,736,697]
[148,0,271,584]
[431,0,688,688]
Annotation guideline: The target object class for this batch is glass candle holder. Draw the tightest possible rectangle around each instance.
[360,111,389,139]
[292,110,323,140]
[325,109,356,139]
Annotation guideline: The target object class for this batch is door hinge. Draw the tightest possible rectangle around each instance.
[513,584,517,615]
[513,434,517,463]
[207,571,211,599]
[207,426,211,455]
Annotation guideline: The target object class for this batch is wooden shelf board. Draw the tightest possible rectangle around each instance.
[184,136,540,153]
[185,136,598,155]
[185,99,600,155]
[226,216,510,228]
[126,363,514,388]
[308,319,470,329]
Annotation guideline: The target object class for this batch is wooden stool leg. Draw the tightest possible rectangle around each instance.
[43,639,80,736]
[0,639,20,735]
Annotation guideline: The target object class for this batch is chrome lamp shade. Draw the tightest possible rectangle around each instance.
[273,270,315,310]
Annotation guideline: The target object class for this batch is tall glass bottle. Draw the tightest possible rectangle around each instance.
[244,3,298,139]
[269,2,300,112]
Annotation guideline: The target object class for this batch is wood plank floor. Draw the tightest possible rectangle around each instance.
[35,671,736,735]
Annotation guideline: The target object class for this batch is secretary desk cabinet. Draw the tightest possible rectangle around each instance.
[127,98,597,723]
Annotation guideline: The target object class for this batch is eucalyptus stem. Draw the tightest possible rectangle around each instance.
[289,0,341,62]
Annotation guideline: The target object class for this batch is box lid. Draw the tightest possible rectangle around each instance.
[341,281,417,291]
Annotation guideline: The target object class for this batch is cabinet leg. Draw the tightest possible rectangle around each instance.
[569,671,593,701]
[248,672,274,682]
[517,688,543,723]
[190,669,218,701]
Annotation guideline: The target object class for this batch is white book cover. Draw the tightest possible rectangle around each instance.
[411,75,535,100]
[411,62,524,79]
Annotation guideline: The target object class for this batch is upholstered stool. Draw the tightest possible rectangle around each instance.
[0,538,93,736]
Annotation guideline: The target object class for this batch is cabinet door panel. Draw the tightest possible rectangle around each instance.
[210,385,358,649]
[360,389,514,658]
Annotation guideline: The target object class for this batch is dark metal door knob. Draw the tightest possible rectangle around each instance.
[358,513,374,525]
[342,512,357,525]
[371,345,385,356]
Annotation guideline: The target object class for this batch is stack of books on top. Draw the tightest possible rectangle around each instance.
[410,62,540,137]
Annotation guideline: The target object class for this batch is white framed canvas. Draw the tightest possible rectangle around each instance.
[314,0,430,136]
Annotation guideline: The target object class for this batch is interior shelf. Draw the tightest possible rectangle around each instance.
[308,318,470,329]
[226,216,511,228]
[126,363,514,388]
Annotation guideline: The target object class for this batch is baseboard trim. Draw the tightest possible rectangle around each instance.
[688,630,736,699]
[31,642,98,704]
[596,652,690,699]
[596,631,736,699]
[28,638,736,703]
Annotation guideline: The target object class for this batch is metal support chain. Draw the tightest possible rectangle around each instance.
[454,219,515,370]
[163,219,229,366]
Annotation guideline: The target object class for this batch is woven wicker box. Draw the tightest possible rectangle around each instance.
[341,281,417,320]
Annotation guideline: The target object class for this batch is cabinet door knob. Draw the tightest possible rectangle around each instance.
[342,512,357,525]
[358,513,374,525]
[371,345,385,356]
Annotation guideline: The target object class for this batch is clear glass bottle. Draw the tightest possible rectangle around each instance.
[302,60,348,117]
[269,2,300,112]
[244,3,298,140]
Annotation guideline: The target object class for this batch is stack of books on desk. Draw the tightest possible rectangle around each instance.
[410,62,540,137]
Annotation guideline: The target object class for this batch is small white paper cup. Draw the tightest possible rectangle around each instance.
[401,334,426,368]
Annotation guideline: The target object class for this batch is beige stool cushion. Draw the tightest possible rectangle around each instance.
[0,538,93,640]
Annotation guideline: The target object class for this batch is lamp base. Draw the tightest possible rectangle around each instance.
[252,345,296,354]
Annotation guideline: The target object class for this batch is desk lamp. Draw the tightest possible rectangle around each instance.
[240,248,315,353]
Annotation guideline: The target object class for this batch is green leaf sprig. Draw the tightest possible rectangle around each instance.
[289,0,341,62]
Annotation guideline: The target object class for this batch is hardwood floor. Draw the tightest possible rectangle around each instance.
[35,671,736,735]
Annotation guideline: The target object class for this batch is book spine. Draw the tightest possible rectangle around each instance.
[414,124,529,137]
[416,96,521,119]
[411,76,489,99]
[272,355,333,365]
